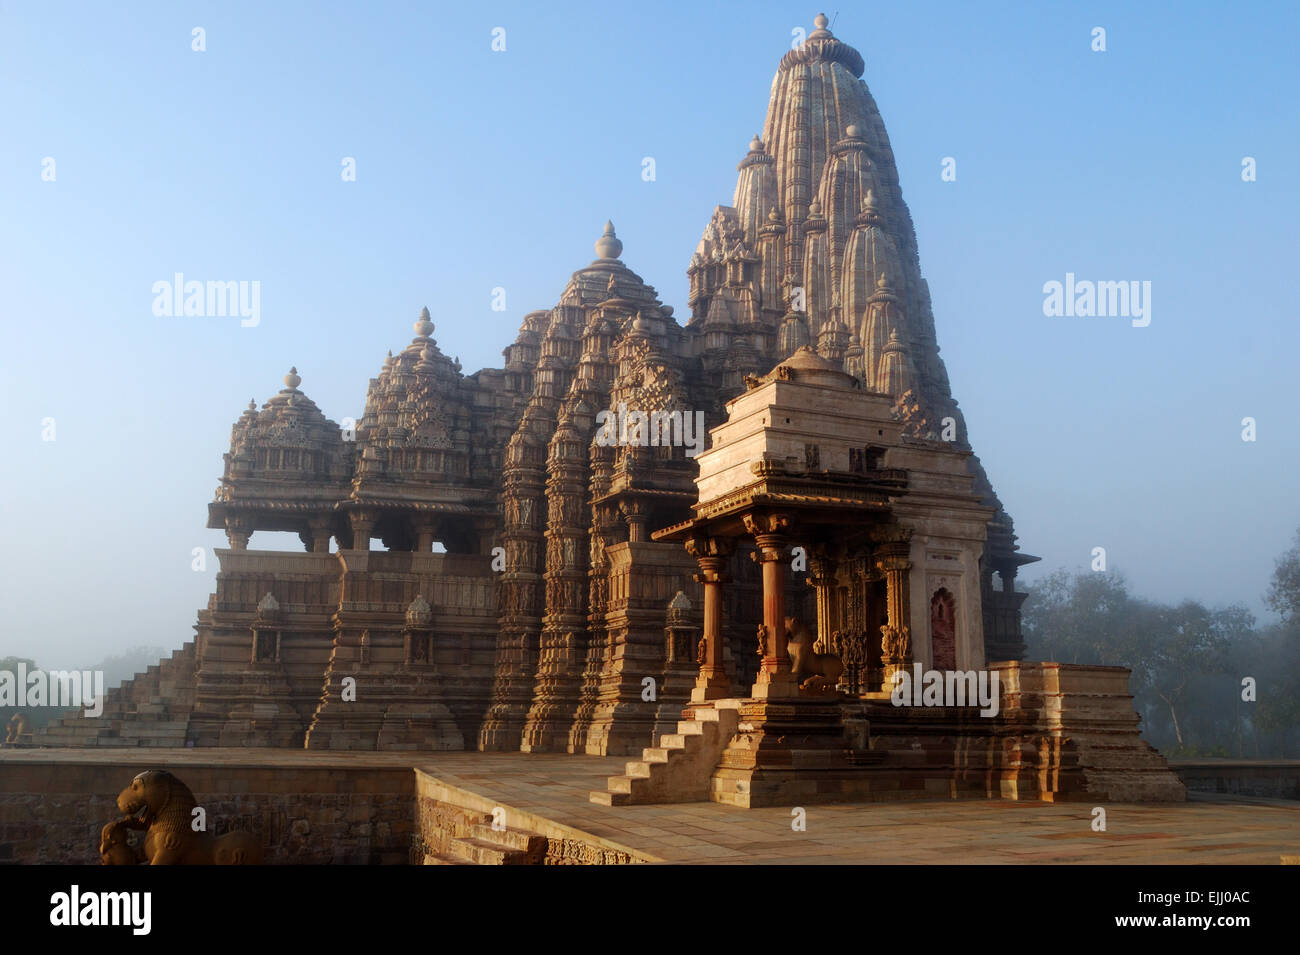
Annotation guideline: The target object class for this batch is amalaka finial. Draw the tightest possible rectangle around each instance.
[414,306,434,338]
[594,220,623,259]
[284,367,301,390]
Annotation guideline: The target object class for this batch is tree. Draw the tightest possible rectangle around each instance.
[1257,529,1300,752]
[1022,570,1257,754]
[1146,602,1249,749]
[1266,528,1300,622]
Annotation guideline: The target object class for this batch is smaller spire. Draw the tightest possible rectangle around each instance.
[415,343,439,376]
[405,594,433,628]
[594,220,623,259]
[284,367,301,390]
[860,188,883,226]
[256,592,281,621]
[414,306,434,339]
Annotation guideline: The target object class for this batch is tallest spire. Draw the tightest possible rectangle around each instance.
[779,13,864,76]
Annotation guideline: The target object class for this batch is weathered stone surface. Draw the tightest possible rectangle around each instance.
[31,14,1034,763]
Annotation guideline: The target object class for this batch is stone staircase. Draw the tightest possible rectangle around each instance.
[423,822,548,865]
[417,796,549,865]
[30,643,197,748]
[591,701,741,806]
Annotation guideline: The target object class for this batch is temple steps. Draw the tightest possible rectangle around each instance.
[444,835,536,865]
[465,823,546,854]
[29,643,197,748]
[422,851,473,865]
[422,825,547,866]
[591,701,741,806]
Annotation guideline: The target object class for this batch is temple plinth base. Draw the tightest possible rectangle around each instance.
[690,670,732,703]
[709,696,883,807]
[748,668,800,701]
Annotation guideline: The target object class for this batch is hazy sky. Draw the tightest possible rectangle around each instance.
[2,1,1297,669]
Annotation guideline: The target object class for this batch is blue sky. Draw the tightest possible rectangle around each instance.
[1,1,1297,668]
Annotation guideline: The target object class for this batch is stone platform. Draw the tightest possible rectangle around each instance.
[2,749,1297,864]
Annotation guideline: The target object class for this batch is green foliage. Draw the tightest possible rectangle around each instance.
[1266,528,1300,622]
[1023,552,1299,757]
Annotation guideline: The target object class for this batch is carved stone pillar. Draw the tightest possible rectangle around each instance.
[744,512,798,699]
[349,511,377,552]
[414,519,438,554]
[877,553,913,688]
[620,499,649,543]
[807,549,838,648]
[225,516,252,551]
[308,517,332,554]
[472,516,498,555]
[685,535,735,702]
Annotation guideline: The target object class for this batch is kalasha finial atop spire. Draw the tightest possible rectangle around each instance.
[284,366,301,390]
[749,134,763,153]
[414,306,434,339]
[846,124,862,139]
[594,220,623,259]
[812,12,832,37]
[863,187,879,214]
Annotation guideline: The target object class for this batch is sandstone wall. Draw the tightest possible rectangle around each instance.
[0,757,414,864]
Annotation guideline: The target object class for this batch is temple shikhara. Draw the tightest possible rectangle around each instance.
[30,15,1183,809]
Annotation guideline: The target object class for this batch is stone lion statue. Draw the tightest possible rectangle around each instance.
[99,819,144,865]
[113,770,263,865]
[4,713,28,743]
[785,616,843,692]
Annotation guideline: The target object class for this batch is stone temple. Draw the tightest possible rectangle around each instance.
[30,15,1182,808]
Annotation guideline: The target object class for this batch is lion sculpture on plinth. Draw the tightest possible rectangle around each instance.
[110,770,263,865]
[784,616,843,692]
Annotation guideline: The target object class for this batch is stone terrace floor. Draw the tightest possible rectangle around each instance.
[5,748,1298,864]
